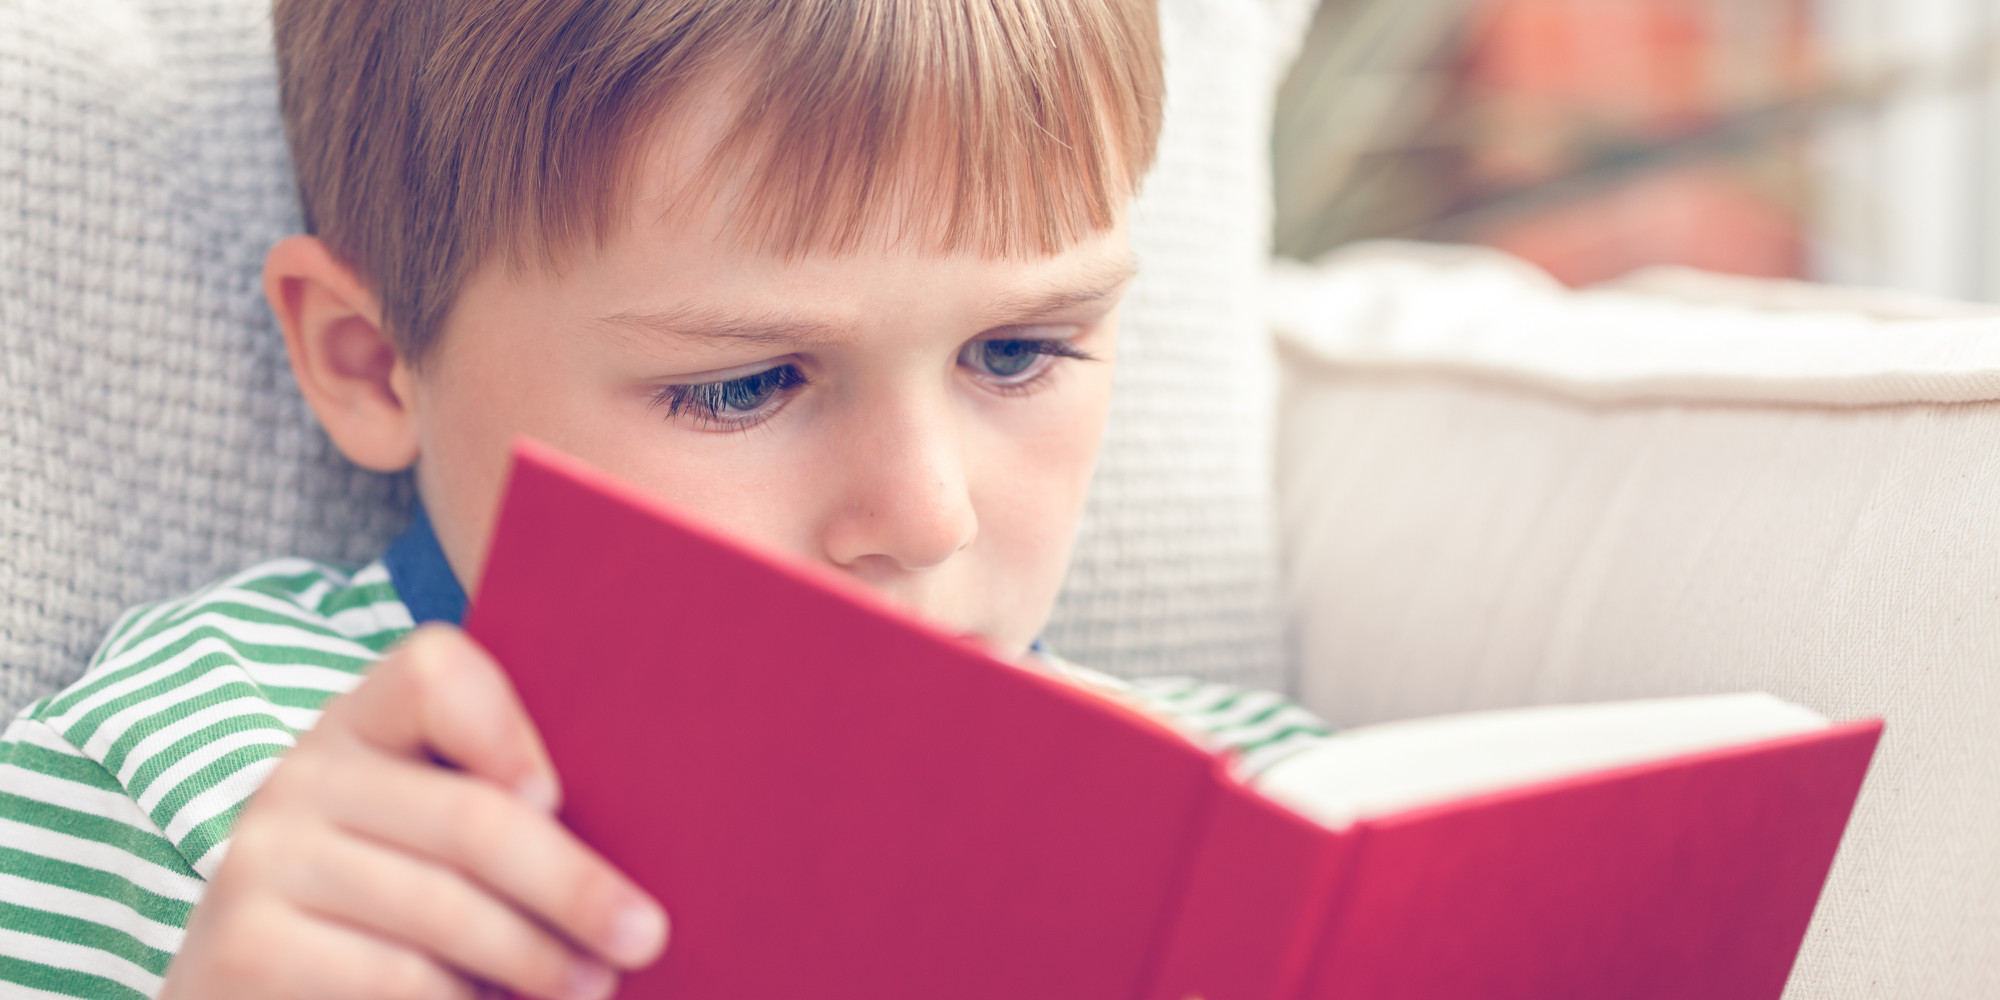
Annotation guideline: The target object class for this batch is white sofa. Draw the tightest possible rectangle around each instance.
[1276,243,2000,997]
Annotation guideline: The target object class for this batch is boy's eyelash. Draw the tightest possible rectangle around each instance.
[650,365,809,429]
[1002,339,1097,363]
[648,337,1088,428]
[967,336,1098,397]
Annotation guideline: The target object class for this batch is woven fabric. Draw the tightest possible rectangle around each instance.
[1046,0,1302,688]
[0,0,1305,722]
[0,0,412,725]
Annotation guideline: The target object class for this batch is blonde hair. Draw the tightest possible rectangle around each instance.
[272,0,1165,361]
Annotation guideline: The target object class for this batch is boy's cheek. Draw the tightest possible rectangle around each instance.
[408,394,527,598]
[405,350,622,595]
[964,383,1116,643]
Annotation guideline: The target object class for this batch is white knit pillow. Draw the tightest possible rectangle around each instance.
[0,0,1308,718]
[1047,0,1311,687]
[0,0,411,720]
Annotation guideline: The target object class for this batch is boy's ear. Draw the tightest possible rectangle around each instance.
[264,235,421,473]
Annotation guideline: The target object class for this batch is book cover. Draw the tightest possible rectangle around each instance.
[466,439,1879,1000]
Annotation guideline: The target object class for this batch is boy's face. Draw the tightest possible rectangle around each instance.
[374,126,1130,659]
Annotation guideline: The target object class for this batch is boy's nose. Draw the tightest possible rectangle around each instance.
[817,397,979,574]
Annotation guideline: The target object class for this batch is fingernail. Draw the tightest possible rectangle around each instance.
[515,774,560,813]
[608,900,669,966]
[563,959,617,1000]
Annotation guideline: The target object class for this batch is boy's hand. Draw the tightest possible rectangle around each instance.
[159,625,668,1000]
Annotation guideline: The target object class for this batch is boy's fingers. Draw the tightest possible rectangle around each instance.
[275,823,617,1000]
[320,750,669,970]
[279,921,481,1000]
[301,626,666,971]
[329,624,561,810]
[165,893,478,1000]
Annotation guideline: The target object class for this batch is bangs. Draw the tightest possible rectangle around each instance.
[699,0,1161,258]
[522,0,1165,264]
[278,0,1163,358]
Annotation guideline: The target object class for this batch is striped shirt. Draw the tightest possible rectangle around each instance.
[0,516,1328,998]
[0,559,409,999]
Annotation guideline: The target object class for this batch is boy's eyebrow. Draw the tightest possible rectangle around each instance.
[590,308,852,348]
[591,254,1140,346]
[985,255,1140,320]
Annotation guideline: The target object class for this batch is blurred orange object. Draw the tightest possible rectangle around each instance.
[1457,0,1813,284]
[1483,166,1804,285]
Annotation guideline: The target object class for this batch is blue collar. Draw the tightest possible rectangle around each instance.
[381,502,468,626]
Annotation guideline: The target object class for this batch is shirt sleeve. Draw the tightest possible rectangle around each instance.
[0,714,201,999]
[0,559,384,1000]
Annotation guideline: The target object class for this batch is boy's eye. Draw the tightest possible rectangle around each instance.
[969,339,1043,377]
[958,336,1092,383]
[651,364,809,428]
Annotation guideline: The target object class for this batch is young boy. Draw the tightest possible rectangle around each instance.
[0,1,1327,997]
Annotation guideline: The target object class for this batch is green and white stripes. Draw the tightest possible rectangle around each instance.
[1126,676,1333,776]
[0,559,411,999]
[1028,657,1334,775]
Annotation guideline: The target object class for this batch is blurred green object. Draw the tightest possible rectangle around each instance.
[1273,0,1475,261]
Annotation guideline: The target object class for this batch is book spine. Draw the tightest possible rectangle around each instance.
[1139,767,1358,1000]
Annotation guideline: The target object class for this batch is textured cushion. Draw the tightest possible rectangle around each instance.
[1049,0,1313,687]
[0,0,1312,720]
[1274,243,2000,998]
[0,0,410,721]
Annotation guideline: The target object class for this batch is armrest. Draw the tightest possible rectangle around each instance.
[1268,241,2000,1000]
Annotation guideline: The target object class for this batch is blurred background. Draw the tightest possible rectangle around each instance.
[1274,0,2000,301]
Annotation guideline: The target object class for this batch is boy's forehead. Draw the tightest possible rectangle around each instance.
[603,53,1137,264]
[556,76,1138,345]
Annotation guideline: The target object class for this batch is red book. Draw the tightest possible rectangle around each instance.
[466,440,1879,1000]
